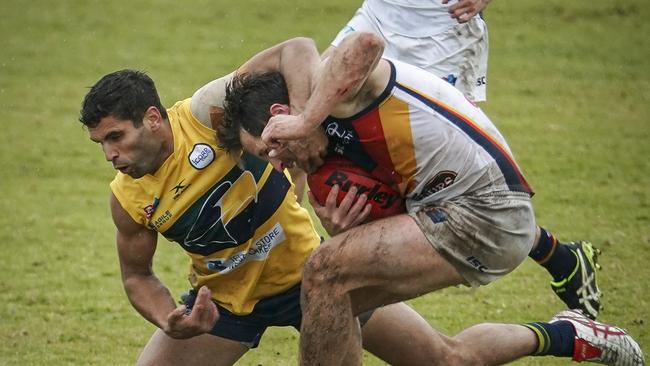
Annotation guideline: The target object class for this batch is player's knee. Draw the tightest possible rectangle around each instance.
[302,246,340,292]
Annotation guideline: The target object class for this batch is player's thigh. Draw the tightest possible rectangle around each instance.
[136,328,248,366]
[305,214,465,310]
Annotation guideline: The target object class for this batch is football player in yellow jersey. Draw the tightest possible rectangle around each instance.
[79,37,458,366]
[221,33,644,365]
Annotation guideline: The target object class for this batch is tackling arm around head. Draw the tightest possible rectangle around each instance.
[190,37,321,129]
[261,31,385,147]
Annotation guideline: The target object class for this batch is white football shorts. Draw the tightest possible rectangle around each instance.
[410,187,535,287]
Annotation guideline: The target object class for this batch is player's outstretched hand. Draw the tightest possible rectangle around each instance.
[308,185,372,236]
[163,286,219,339]
[444,0,491,23]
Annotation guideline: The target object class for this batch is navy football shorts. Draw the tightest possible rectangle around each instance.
[182,284,302,348]
[182,283,375,348]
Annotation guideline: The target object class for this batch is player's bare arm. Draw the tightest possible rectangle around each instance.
[238,37,320,115]
[329,59,391,119]
[190,38,323,202]
[266,58,392,172]
[191,37,320,129]
[261,32,385,146]
[190,72,234,127]
[111,193,218,339]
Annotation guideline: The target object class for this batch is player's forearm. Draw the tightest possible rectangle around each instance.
[277,38,320,114]
[301,32,384,130]
[237,37,320,115]
[123,273,177,329]
[239,37,318,94]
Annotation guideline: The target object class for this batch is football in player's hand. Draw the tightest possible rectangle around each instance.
[307,156,406,221]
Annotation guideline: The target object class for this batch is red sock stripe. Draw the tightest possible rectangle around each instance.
[537,235,557,265]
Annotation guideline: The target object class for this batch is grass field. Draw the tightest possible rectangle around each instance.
[0,0,648,365]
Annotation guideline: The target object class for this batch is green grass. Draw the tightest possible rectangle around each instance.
[0,0,648,364]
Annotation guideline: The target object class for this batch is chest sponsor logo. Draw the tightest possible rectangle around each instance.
[325,121,355,155]
[204,222,286,274]
[413,171,457,201]
[150,210,173,230]
[188,143,215,170]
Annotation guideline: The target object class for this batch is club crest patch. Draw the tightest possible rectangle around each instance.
[188,143,215,170]
[412,170,457,200]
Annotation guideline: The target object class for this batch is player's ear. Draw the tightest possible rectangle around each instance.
[144,106,163,130]
[269,103,290,116]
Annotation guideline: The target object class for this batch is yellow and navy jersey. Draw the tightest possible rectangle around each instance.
[324,58,533,207]
[110,99,319,315]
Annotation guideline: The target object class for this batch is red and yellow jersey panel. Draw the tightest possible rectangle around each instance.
[110,99,319,315]
[324,58,533,209]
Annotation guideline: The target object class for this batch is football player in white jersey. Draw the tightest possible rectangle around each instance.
[221,32,644,366]
[322,0,604,323]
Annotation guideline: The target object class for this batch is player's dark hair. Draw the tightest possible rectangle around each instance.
[79,69,167,128]
[218,71,289,152]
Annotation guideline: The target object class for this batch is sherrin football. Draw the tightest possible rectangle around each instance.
[307,155,406,221]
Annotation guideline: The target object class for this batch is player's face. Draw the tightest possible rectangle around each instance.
[88,115,163,178]
[240,128,303,171]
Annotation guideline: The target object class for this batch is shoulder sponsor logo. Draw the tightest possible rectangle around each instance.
[188,143,215,170]
[170,179,190,200]
[413,170,457,201]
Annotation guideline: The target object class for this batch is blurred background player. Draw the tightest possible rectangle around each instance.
[327,0,491,102]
